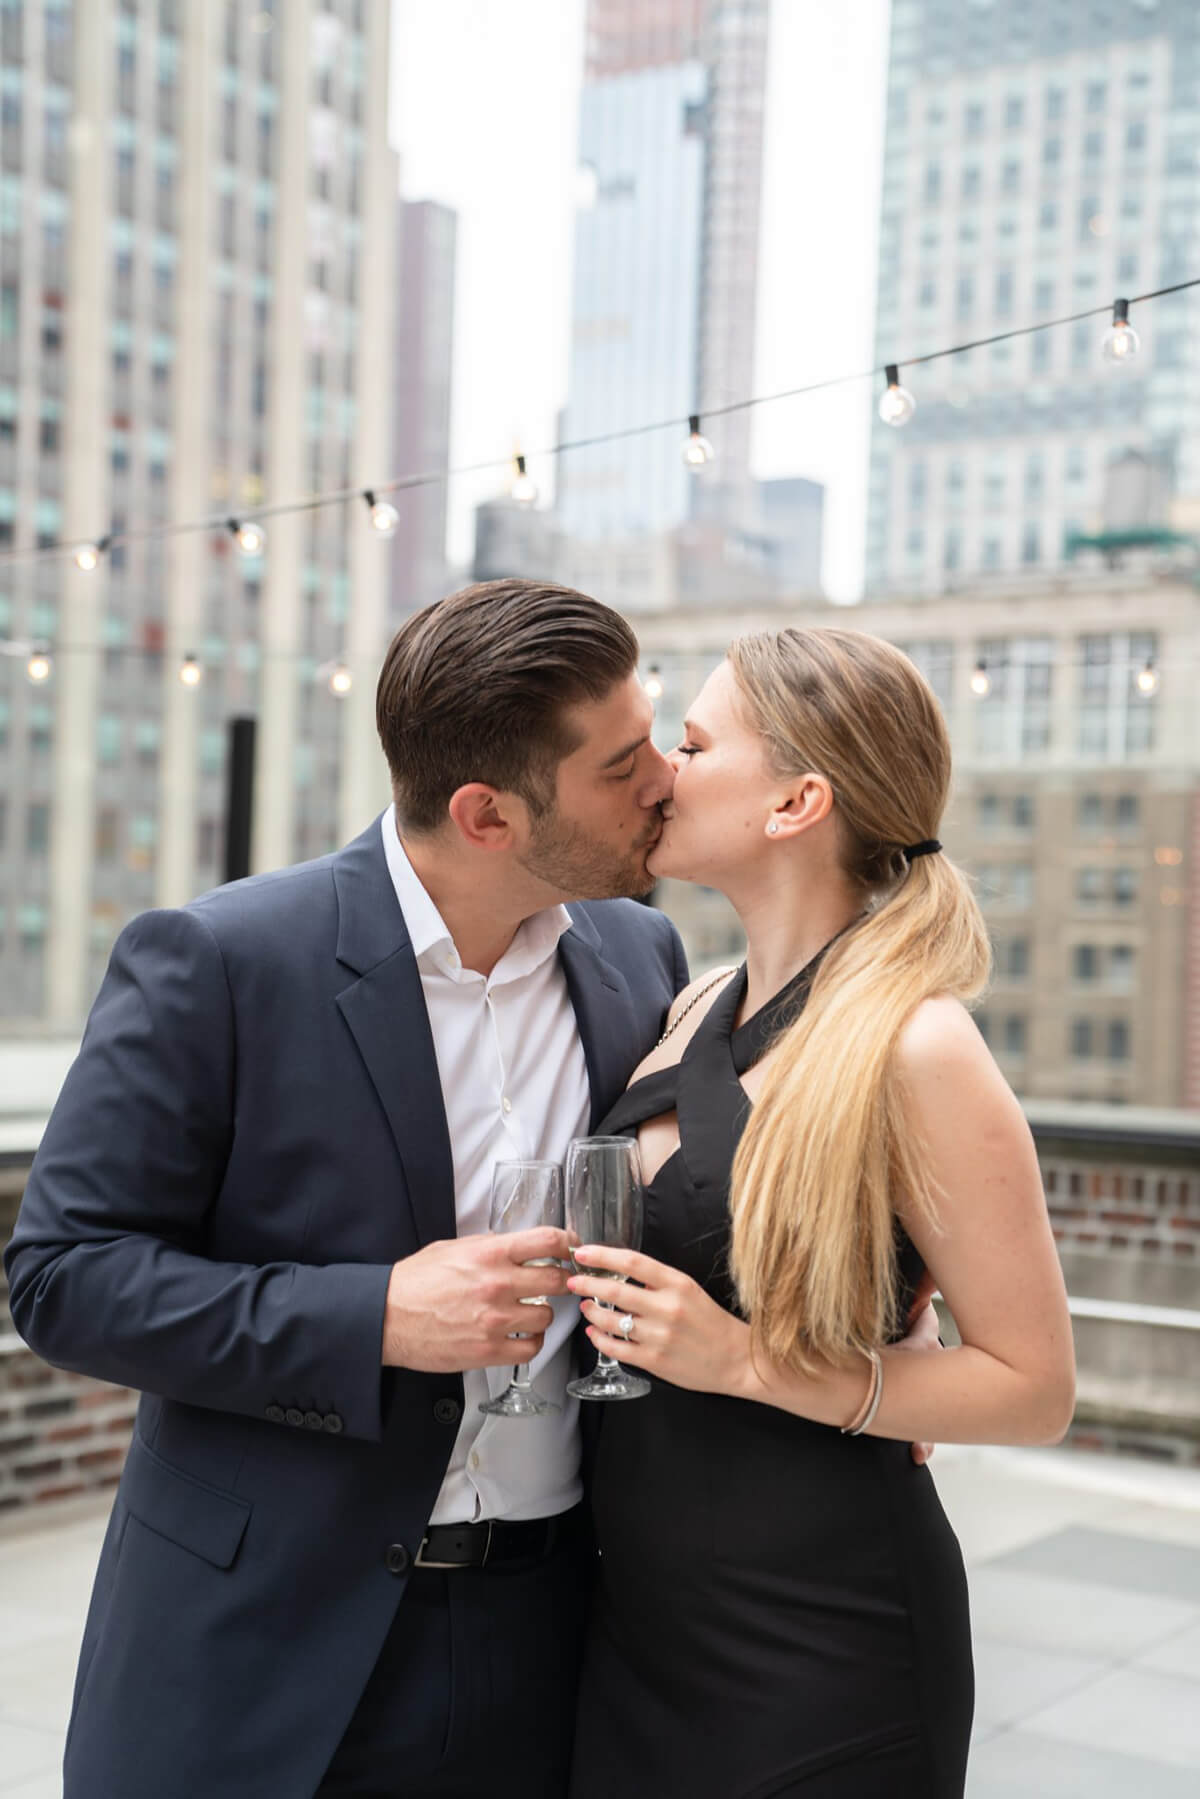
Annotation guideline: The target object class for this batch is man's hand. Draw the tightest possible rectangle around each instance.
[898,1275,943,1466]
[382,1229,571,1372]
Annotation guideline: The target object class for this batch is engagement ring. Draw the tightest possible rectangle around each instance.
[617,1313,636,1341]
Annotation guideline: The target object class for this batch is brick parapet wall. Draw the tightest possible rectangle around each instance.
[1042,1158,1199,1260]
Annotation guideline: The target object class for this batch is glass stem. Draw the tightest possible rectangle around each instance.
[511,1361,531,1391]
[595,1300,619,1373]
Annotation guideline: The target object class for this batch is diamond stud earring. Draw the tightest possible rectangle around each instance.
[767,822,779,835]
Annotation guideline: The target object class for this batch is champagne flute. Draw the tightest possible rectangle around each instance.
[565,1136,651,1402]
[478,1160,564,1419]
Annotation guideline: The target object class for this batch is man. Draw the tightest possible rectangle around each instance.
[6,580,686,1798]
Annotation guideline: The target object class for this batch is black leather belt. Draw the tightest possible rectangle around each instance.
[415,1510,574,1570]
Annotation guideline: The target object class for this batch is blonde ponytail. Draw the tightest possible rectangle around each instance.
[726,630,991,1372]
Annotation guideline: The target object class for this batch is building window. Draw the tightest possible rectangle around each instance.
[965,102,985,138]
[1003,1015,1026,1058]
[1013,794,1034,831]
[1106,1019,1130,1062]
[27,801,50,853]
[977,793,1001,833]
[1126,120,1146,153]
[1005,96,1025,129]
[1078,633,1158,760]
[1046,88,1066,122]
[1073,944,1099,983]
[1007,937,1030,979]
[1116,792,1140,832]
[1077,793,1104,834]
[1113,867,1138,907]
[1071,1018,1093,1059]
[1086,81,1107,113]
[1108,945,1135,990]
[1076,867,1104,906]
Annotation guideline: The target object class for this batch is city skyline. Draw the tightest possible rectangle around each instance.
[390,0,890,601]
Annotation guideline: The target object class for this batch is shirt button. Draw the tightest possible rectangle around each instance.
[501,1097,512,1114]
[469,1451,481,1472]
[433,1398,461,1425]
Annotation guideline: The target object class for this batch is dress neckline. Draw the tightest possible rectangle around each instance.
[699,941,834,1079]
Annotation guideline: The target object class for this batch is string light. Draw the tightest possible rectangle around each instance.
[682,414,714,469]
[1101,298,1140,365]
[74,535,111,573]
[228,518,266,557]
[364,490,399,537]
[879,364,916,427]
[328,662,353,696]
[510,454,538,508]
[26,645,52,683]
[644,664,664,700]
[1135,658,1159,695]
[2,276,1198,578]
[178,651,202,688]
[969,660,991,697]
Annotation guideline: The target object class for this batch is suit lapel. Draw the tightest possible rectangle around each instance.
[559,907,644,1130]
[333,821,457,1249]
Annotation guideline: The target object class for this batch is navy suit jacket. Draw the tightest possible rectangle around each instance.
[5,817,688,1798]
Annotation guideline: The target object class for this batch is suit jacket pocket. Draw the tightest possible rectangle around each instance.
[123,1430,252,1569]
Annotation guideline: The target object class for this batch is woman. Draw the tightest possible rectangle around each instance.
[566,628,1075,1799]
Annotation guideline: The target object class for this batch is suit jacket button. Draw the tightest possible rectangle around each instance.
[323,1412,344,1434]
[285,1408,305,1427]
[265,1404,286,1424]
[304,1411,324,1431]
[433,1398,461,1425]
[385,1543,410,1576]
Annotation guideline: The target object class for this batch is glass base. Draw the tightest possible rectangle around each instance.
[567,1366,651,1402]
[479,1384,560,1418]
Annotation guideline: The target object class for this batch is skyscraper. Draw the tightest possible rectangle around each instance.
[0,0,397,1029]
[866,0,1200,595]
[389,198,456,626]
[561,0,770,538]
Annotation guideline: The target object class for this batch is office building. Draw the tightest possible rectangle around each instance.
[866,0,1200,595]
[0,0,397,1028]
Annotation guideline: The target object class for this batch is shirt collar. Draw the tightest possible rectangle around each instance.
[380,807,573,983]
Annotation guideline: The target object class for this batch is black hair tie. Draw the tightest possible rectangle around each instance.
[903,839,942,861]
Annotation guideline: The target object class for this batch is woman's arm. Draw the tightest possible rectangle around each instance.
[571,996,1076,1447]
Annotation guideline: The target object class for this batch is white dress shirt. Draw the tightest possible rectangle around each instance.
[381,807,592,1524]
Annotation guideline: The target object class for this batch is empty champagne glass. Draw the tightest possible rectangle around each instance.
[565,1136,651,1402]
[479,1159,564,1419]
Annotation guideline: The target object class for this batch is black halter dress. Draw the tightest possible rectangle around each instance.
[569,962,973,1799]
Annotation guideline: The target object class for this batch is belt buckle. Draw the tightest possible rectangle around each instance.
[414,1535,460,1570]
[415,1520,495,1570]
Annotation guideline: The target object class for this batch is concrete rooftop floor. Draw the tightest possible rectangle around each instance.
[0,1442,1198,1797]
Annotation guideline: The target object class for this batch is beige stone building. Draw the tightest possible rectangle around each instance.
[636,567,1200,1109]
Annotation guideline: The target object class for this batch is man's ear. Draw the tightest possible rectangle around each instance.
[447,782,526,851]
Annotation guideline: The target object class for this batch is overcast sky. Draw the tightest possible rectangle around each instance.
[389,0,891,602]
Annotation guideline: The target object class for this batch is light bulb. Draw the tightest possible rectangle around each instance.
[644,666,664,701]
[1101,299,1140,365]
[1135,660,1159,696]
[74,542,101,573]
[969,661,991,697]
[329,662,353,696]
[364,491,399,537]
[26,647,51,683]
[179,653,202,688]
[511,454,538,508]
[229,518,266,556]
[879,364,916,427]
[682,414,713,469]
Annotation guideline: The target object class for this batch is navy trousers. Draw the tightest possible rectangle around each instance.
[317,1511,593,1797]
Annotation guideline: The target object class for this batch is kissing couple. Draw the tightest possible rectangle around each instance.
[7,577,1074,1798]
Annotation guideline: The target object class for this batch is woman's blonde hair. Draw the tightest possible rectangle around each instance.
[726,627,991,1372]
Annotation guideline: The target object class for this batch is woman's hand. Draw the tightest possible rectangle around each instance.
[568,1246,751,1396]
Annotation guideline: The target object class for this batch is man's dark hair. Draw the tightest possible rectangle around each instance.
[376,579,640,834]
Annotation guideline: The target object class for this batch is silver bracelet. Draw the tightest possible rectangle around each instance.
[842,1348,883,1437]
